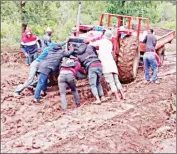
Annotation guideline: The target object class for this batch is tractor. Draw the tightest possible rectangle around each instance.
[67,11,175,83]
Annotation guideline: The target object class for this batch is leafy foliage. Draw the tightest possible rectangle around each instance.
[107,0,161,23]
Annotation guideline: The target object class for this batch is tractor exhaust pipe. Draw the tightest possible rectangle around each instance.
[76,1,81,36]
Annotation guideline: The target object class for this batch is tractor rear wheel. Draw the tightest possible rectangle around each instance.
[117,36,140,83]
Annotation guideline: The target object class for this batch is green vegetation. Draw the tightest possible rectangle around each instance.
[1,1,176,47]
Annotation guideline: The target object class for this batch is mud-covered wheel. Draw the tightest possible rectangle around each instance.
[156,46,165,66]
[117,36,140,83]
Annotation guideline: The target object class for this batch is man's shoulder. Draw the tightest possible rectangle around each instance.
[149,34,156,38]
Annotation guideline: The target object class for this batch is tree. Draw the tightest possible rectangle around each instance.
[107,0,161,23]
[20,1,27,33]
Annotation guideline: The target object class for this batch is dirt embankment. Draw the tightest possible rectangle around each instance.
[1,44,176,153]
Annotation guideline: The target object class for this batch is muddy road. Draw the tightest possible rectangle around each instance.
[1,47,176,153]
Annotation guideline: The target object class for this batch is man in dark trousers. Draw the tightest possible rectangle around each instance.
[58,55,87,112]
[143,29,160,84]
[74,42,106,104]
[33,43,73,103]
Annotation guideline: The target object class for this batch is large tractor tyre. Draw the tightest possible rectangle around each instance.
[117,36,140,83]
[156,46,165,66]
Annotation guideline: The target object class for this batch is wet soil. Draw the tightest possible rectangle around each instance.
[1,48,176,153]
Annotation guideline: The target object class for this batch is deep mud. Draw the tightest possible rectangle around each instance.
[1,48,176,153]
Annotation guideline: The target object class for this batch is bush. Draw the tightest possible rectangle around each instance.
[163,21,176,30]
[1,21,21,47]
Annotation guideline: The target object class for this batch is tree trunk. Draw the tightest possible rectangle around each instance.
[20,1,27,33]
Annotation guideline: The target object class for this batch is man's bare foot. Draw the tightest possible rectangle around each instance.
[119,90,125,100]
[93,100,102,105]
[101,96,106,102]
[94,95,101,104]
[61,110,67,115]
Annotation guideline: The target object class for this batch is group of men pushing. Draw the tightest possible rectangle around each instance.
[15,26,160,112]
[15,27,125,112]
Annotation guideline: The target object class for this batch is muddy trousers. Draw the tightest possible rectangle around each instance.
[58,73,80,110]
[34,73,48,100]
[104,73,122,92]
[88,66,104,97]
[15,60,39,93]
[143,52,158,82]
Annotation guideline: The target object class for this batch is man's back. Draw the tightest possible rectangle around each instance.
[95,38,118,74]
[143,33,157,52]
[97,38,113,61]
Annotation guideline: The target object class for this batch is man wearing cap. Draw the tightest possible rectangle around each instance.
[90,30,125,101]
[21,29,42,65]
[41,27,53,50]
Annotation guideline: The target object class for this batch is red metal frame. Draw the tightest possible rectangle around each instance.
[99,13,150,54]
[71,13,175,57]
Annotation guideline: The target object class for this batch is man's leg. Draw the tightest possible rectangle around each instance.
[143,53,150,81]
[113,73,125,100]
[33,52,38,62]
[96,67,105,100]
[104,73,119,101]
[66,73,80,107]
[28,54,33,65]
[26,57,30,65]
[34,73,48,101]
[88,67,101,103]
[15,61,39,95]
[58,74,67,111]
[149,55,158,83]
[41,77,48,96]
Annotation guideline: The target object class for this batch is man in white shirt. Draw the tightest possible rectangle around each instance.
[90,30,125,101]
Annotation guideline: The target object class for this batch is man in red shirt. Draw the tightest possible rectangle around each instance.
[58,53,87,112]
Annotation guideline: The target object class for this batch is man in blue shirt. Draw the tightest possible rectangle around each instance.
[14,41,66,96]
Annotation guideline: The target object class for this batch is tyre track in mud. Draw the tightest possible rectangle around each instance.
[1,71,176,153]
[42,73,176,153]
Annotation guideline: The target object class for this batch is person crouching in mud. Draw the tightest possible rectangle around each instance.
[58,46,87,112]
